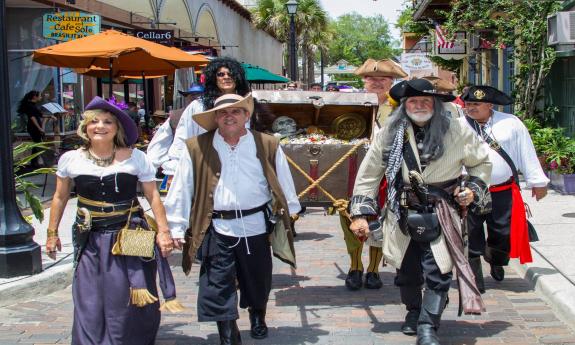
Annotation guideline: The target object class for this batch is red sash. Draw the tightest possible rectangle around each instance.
[489,180,533,264]
[378,178,388,209]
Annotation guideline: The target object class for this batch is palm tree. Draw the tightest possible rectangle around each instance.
[251,0,329,86]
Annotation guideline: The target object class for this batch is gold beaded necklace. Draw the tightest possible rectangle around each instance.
[86,146,116,167]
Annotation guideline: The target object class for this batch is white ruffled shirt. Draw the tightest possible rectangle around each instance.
[461,110,549,187]
[164,130,301,239]
[56,148,156,182]
[146,121,173,171]
[165,99,206,175]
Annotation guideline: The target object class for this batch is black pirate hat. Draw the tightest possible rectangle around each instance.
[389,79,455,103]
[461,85,513,105]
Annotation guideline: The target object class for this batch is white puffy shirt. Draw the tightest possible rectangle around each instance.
[146,121,173,170]
[164,130,301,239]
[165,99,206,175]
[460,110,549,187]
[56,148,156,182]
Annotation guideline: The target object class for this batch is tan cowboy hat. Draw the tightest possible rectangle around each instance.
[192,93,254,131]
[420,75,456,92]
[354,58,408,78]
[152,109,168,117]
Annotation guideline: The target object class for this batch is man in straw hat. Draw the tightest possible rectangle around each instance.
[350,79,491,345]
[461,85,548,291]
[164,93,300,344]
[335,59,407,292]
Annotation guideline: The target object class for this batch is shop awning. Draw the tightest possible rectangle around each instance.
[242,63,289,84]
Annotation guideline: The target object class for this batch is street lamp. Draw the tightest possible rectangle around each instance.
[286,0,298,82]
[0,0,42,277]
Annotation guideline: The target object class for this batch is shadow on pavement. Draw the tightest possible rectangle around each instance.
[274,284,400,307]
[272,273,311,289]
[293,231,333,242]
[157,322,216,345]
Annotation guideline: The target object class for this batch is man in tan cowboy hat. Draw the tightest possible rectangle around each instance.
[164,93,301,345]
[420,75,463,118]
[334,59,408,292]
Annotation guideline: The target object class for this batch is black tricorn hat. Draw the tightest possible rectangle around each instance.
[389,79,456,103]
[461,85,513,105]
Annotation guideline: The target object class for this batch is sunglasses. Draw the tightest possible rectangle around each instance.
[216,71,232,78]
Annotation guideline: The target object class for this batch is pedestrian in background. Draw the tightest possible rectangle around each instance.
[18,90,45,167]
[309,82,323,91]
[45,96,181,345]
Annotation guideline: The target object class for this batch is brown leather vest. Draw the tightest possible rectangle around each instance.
[181,129,293,274]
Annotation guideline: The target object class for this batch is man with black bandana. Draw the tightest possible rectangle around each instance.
[461,85,548,290]
[350,79,492,345]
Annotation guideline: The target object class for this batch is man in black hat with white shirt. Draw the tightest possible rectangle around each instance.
[461,85,549,291]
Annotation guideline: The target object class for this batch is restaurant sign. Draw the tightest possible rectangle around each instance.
[43,11,101,42]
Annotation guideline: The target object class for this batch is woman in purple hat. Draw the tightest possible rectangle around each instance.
[45,96,182,345]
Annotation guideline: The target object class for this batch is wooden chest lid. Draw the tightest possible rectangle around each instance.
[252,90,379,139]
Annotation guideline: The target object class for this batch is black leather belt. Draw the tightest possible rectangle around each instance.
[212,203,268,220]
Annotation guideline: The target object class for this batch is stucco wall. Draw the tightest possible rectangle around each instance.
[187,1,284,75]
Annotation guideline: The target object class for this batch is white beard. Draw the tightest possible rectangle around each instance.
[406,110,433,123]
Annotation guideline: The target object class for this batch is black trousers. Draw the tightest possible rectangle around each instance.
[467,189,512,266]
[197,228,272,322]
[395,240,453,292]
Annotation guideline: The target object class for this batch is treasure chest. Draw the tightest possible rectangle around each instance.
[252,90,379,207]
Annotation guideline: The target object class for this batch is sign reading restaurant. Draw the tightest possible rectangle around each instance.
[43,11,101,42]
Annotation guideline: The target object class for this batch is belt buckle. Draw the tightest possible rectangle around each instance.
[489,140,501,150]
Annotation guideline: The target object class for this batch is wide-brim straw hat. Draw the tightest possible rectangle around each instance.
[354,58,408,78]
[152,109,168,118]
[84,96,138,145]
[192,93,254,131]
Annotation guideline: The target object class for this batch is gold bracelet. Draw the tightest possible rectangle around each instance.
[47,228,59,238]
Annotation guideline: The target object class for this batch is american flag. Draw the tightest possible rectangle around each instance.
[434,21,454,49]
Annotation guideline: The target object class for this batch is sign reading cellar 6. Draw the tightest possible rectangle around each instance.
[43,12,101,42]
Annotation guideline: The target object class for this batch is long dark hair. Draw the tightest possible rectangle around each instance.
[202,57,250,110]
[17,90,40,114]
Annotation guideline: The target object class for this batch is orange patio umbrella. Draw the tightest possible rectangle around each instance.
[33,29,208,99]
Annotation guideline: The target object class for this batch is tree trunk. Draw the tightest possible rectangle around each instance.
[307,46,315,89]
[301,36,308,86]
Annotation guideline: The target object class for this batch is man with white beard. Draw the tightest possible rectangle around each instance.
[350,79,491,345]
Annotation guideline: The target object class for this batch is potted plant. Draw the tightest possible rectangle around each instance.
[544,131,575,194]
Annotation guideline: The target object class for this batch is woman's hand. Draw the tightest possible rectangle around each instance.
[46,237,61,260]
[156,232,174,258]
[454,186,474,207]
[172,238,185,250]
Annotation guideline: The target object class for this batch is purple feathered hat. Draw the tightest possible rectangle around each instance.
[84,96,138,146]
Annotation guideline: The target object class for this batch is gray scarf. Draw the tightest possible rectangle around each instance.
[385,120,407,220]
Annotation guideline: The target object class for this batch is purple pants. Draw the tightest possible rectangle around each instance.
[72,230,160,345]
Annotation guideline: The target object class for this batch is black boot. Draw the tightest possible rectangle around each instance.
[248,308,268,339]
[490,264,505,282]
[469,257,485,293]
[416,290,448,345]
[345,270,363,291]
[364,272,383,289]
[400,286,422,335]
[216,320,242,345]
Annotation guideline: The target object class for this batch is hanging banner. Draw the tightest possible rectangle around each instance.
[400,53,434,77]
[43,11,101,42]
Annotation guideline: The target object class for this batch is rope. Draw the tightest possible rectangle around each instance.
[285,139,368,221]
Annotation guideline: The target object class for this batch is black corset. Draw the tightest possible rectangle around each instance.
[74,173,138,202]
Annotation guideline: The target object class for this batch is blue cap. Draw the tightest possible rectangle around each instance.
[179,84,204,96]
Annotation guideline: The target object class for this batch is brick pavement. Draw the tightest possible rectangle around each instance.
[1,209,575,345]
